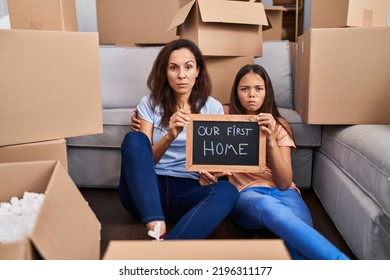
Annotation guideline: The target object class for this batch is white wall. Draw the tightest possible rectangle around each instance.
[388,0,390,25]
[0,0,8,18]
[75,0,98,32]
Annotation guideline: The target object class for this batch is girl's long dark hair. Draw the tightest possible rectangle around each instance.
[147,39,212,129]
[229,64,293,139]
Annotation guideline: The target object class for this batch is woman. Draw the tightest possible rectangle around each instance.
[119,39,238,240]
[200,64,349,260]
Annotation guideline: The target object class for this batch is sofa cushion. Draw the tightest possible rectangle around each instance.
[255,40,293,109]
[279,108,321,147]
[319,125,390,217]
[100,45,162,109]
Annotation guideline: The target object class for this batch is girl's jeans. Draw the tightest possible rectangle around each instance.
[118,131,239,239]
[231,187,350,260]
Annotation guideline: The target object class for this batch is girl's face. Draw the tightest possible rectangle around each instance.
[237,71,266,115]
[167,48,199,97]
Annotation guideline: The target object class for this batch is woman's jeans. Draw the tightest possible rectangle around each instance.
[231,187,350,260]
[118,131,239,240]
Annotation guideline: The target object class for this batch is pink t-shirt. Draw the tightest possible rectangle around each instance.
[228,119,297,191]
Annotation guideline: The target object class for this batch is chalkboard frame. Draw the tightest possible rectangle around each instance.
[186,114,266,172]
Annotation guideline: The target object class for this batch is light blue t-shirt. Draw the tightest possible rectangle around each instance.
[137,94,224,180]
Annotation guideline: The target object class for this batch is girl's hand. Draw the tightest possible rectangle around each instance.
[166,109,191,141]
[130,108,141,131]
[199,170,232,186]
[257,113,277,141]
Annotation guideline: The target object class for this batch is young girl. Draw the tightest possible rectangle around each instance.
[119,39,238,240]
[199,64,350,260]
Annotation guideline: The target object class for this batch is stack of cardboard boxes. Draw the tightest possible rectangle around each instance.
[296,0,390,125]
[0,0,102,259]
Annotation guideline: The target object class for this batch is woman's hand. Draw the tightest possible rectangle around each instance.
[130,108,141,131]
[166,109,191,141]
[199,170,232,186]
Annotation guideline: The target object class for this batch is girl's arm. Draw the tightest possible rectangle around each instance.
[258,113,293,190]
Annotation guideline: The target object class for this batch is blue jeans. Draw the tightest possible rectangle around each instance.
[231,187,350,260]
[118,131,239,239]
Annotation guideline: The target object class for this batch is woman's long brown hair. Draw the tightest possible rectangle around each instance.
[147,39,212,129]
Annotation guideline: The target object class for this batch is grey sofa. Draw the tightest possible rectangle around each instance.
[313,125,390,259]
[66,40,321,190]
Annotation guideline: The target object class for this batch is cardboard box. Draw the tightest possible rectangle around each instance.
[7,0,78,31]
[169,0,269,56]
[296,27,390,124]
[0,29,102,147]
[206,56,255,105]
[264,5,287,41]
[309,0,388,28]
[0,160,101,260]
[0,139,68,170]
[96,0,181,45]
[103,239,291,260]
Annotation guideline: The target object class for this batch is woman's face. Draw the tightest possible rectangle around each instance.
[237,71,266,115]
[167,48,199,97]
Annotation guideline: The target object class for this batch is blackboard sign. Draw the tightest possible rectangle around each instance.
[186,114,266,172]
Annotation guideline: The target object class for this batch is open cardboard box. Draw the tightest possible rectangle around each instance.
[96,0,181,45]
[7,0,78,31]
[0,29,102,147]
[169,0,269,57]
[296,26,390,124]
[263,5,287,41]
[309,0,388,28]
[0,160,101,260]
[0,139,68,170]
[103,239,291,260]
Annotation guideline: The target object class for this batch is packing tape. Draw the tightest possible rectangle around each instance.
[363,9,374,27]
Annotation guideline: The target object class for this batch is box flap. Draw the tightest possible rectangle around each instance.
[0,239,33,260]
[169,0,268,30]
[30,161,101,260]
[264,5,288,12]
[0,29,102,147]
[198,0,268,26]
[0,161,55,201]
[168,0,196,31]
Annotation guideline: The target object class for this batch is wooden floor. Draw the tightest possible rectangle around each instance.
[80,187,356,260]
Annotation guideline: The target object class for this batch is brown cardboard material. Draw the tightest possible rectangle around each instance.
[7,0,78,31]
[103,239,291,260]
[310,0,388,28]
[0,239,34,260]
[169,0,269,57]
[0,29,102,147]
[264,6,287,41]
[0,139,68,170]
[296,27,390,125]
[206,56,255,105]
[96,0,182,45]
[0,160,101,260]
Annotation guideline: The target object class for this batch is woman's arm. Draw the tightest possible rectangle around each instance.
[138,109,191,164]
